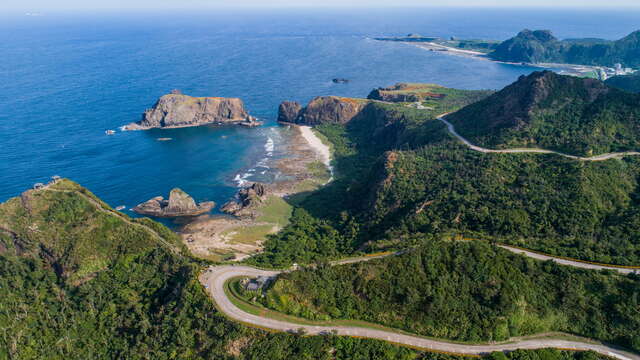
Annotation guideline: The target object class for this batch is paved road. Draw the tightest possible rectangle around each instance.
[437,115,640,161]
[201,265,639,360]
[498,245,639,275]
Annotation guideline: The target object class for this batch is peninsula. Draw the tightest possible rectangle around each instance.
[123,92,261,130]
[375,29,639,79]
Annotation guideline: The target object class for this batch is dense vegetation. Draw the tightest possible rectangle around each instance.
[606,73,640,93]
[447,71,640,156]
[0,180,602,359]
[263,240,640,351]
[255,74,640,266]
[489,29,640,68]
[251,85,492,267]
[0,180,427,359]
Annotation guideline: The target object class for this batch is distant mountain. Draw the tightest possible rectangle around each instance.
[489,29,640,67]
[446,71,640,156]
[606,73,640,93]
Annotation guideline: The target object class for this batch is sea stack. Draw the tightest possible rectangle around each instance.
[133,188,215,217]
[124,93,261,130]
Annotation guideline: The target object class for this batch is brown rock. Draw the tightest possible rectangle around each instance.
[221,183,267,217]
[133,188,214,217]
[295,96,368,125]
[277,101,302,123]
[125,93,261,130]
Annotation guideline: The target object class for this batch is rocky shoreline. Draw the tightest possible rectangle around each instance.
[179,124,333,261]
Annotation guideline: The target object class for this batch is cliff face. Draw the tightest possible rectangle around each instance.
[277,96,369,126]
[133,188,214,217]
[277,101,303,123]
[127,94,260,130]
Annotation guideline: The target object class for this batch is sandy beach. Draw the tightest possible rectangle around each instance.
[180,124,334,261]
[299,125,333,178]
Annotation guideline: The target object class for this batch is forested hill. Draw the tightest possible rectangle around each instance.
[446,71,640,156]
[0,179,424,359]
[255,75,640,268]
[606,73,640,93]
[489,29,640,67]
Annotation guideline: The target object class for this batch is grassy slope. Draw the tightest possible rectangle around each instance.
[0,180,424,359]
[263,240,640,352]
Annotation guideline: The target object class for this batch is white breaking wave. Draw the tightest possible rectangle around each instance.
[265,136,275,155]
[234,173,253,187]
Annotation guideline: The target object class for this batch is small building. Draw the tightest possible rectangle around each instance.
[33,183,45,190]
[51,175,61,182]
[245,276,272,291]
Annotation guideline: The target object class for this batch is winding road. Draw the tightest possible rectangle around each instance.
[198,114,640,357]
[437,115,640,161]
[201,264,639,360]
[498,245,639,274]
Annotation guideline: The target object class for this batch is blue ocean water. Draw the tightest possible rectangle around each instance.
[1,8,639,213]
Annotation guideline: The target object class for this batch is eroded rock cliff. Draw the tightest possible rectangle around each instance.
[125,94,260,130]
[277,96,369,126]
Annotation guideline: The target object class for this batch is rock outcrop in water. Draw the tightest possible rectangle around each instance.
[124,93,261,130]
[277,96,368,126]
[133,188,214,217]
[221,183,267,217]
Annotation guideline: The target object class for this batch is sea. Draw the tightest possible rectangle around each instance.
[1,8,639,217]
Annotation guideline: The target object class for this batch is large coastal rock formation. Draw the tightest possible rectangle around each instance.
[221,183,267,217]
[133,188,214,217]
[125,93,261,130]
[277,96,369,125]
[368,83,447,103]
[277,101,303,123]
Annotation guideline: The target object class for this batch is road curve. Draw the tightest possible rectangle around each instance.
[200,265,639,360]
[437,115,640,161]
[498,245,639,275]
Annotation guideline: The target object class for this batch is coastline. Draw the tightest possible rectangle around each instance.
[399,41,603,77]
[298,125,333,180]
[179,124,333,261]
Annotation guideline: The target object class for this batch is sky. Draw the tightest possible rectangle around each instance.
[3,0,640,11]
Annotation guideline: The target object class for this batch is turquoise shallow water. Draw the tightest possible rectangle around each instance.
[1,8,638,215]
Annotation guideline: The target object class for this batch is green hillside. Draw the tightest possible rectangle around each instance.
[263,240,640,351]
[606,73,640,93]
[489,29,640,68]
[254,73,640,268]
[446,71,640,156]
[0,179,421,359]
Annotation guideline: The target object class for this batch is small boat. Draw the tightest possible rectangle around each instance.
[105,130,116,135]
[115,205,126,211]
[156,137,172,141]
